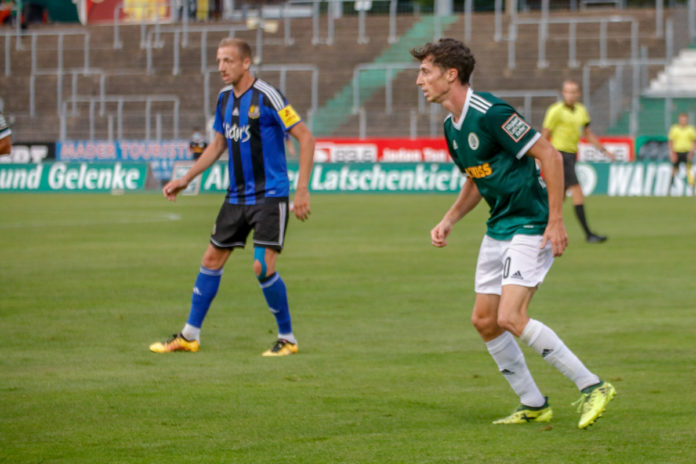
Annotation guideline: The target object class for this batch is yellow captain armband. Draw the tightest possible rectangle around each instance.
[278,105,301,129]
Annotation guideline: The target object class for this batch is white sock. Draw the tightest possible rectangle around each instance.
[520,319,600,391]
[279,333,297,344]
[486,331,545,407]
[181,323,201,342]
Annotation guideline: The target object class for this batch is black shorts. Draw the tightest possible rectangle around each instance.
[673,152,688,169]
[210,197,289,251]
[560,151,579,188]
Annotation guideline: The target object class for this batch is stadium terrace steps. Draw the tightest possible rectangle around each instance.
[645,49,696,97]
[309,14,459,137]
[0,8,673,141]
[330,8,668,137]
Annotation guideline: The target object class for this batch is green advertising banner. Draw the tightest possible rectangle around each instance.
[182,161,694,196]
[180,162,468,194]
[576,161,694,197]
[10,161,686,196]
[0,162,149,192]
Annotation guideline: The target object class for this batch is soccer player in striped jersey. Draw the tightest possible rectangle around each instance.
[150,38,315,357]
[411,38,615,429]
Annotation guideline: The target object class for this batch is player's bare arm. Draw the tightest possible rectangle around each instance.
[162,132,227,201]
[431,179,482,248]
[526,138,568,257]
[583,126,615,161]
[289,121,315,221]
[0,135,10,155]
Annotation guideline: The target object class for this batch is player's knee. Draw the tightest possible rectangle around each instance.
[201,247,228,270]
[472,311,496,336]
[253,259,266,279]
[496,315,523,337]
[253,246,269,281]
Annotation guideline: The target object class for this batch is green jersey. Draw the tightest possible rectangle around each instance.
[444,89,548,240]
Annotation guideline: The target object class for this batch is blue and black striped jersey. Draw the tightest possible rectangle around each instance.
[213,78,302,204]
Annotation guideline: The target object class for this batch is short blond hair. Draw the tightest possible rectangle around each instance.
[218,38,252,61]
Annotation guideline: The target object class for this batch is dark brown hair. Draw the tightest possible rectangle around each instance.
[410,38,475,85]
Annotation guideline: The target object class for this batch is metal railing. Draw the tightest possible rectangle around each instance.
[351,62,420,115]
[287,0,399,45]
[59,95,180,141]
[3,32,11,76]
[495,0,671,42]
[585,58,663,133]
[355,90,560,139]
[491,90,561,121]
[29,68,107,118]
[2,30,90,77]
[203,64,319,121]
[144,25,253,75]
[113,1,175,49]
[508,16,638,70]
[581,16,674,133]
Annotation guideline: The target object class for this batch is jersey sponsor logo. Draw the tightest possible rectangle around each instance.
[278,105,300,129]
[452,140,458,150]
[502,114,531,142]
[467,132,480,150]
[248,105,260,119]
[223,122,251,143]
[464,162,492,179]
[232,107,240,116]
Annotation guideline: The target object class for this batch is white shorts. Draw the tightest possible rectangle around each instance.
[474,234,554,295]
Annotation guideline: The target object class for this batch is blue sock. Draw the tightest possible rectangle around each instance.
[187,266,223,328]
[259,272,292,335]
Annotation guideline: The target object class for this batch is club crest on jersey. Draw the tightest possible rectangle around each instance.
[502,114,530,142]
[248,105,260,119]
[468,132,480,150]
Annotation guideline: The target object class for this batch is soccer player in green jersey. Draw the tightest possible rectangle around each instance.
[411,38,615,429]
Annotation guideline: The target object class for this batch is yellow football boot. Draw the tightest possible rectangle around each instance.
[493,398,553,424]
[149,333,200,353]
[262,338,298,357]
[575,381,616,429]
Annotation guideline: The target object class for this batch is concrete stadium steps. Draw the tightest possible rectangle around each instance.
[331,8,667,137]
[0,7,674,141]
[309,14,459,137]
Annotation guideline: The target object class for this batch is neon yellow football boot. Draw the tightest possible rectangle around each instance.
[262,338,298,357]
[149,333,200,353]
[493,398,553,424]
[575,381,616,429]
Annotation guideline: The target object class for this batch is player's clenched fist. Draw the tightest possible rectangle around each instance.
[431,220,452,248]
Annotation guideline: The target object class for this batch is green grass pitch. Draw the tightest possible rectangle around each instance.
[1,193,695,463]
